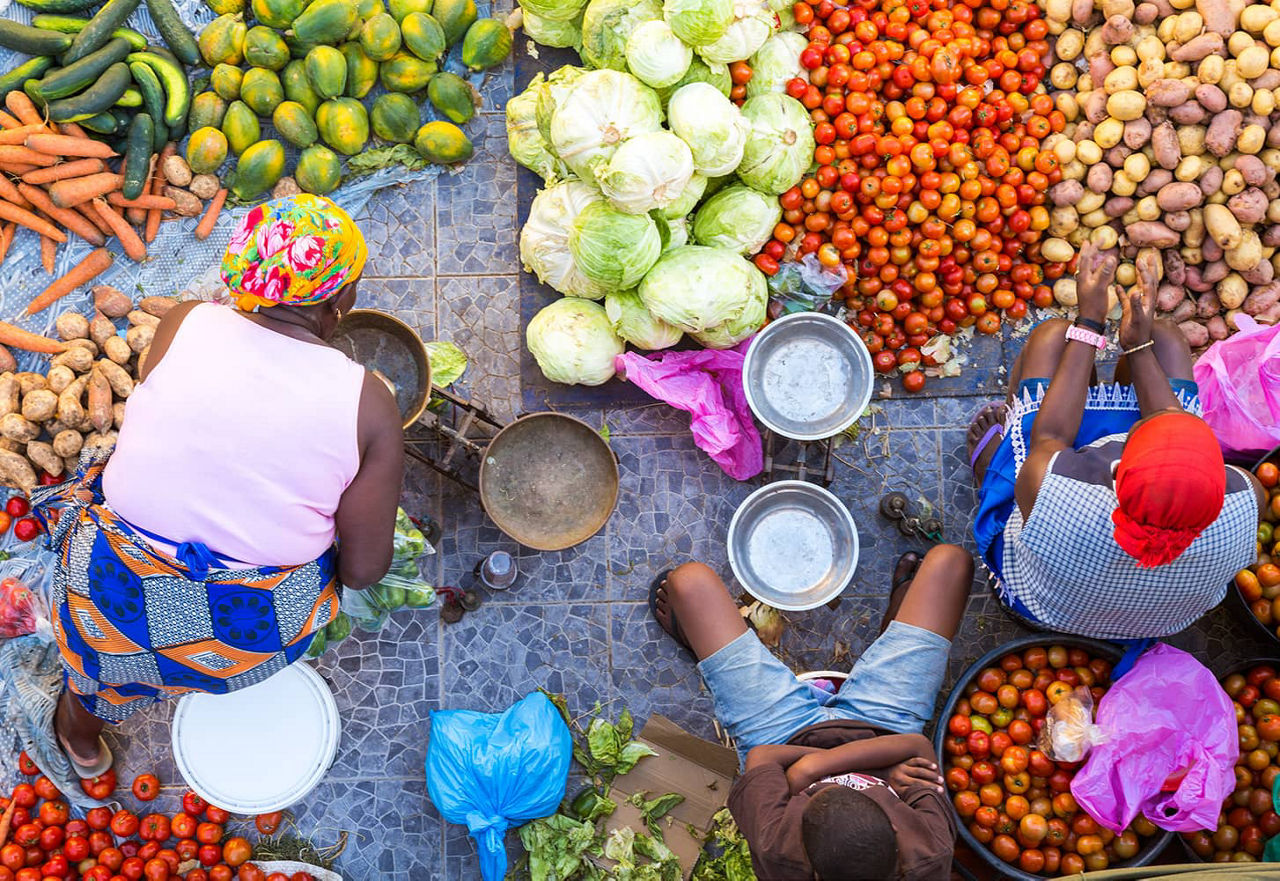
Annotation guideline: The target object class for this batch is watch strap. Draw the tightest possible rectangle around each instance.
[1064,324,1107,351]
[1074,316,1105,334]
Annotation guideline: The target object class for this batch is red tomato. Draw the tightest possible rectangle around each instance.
[137,842,159,862]
[32,777,59,802]
[38,801,68,827]
[9,826,38,849]
[142,859,168,881]
[1,845,25,873]
[131,775,159,802]
[138,815,169,843]
[5,497,29,518]
[197,845,221,867]
[37,826,63,852]
[97,849,124,872]
[39,855,67,878]
[254,813,283,836]
[175,840,198,862]
[181,793,207,818]
[194,824,222,846]
[208,867,232,881]
[266,874,291,881]
[948,715,972,737]
[220,839,250,868]
[110,812,139,839]
[236,865,266,881]
[185,871,208,881]
[88,831,112,856]
[16,753,37,776]
[13,519,40,543]
[1257,714,1280,741]
[202,807,229,825]
[80,770,116,801]
[289,874,315,881]
[120,857,145,881]
[967,731,990,759]
[10,786,34,810]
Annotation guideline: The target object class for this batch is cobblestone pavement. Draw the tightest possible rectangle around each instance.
[99,74,1275,881]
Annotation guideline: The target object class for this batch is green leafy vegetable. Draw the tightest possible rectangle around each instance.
[519,814,600,881]
[691,808,756,881]
[424,340,468,387]
[346,143,434,175]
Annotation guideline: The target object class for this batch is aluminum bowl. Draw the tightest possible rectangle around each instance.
[743,312,874,441]
[727,480,859,610]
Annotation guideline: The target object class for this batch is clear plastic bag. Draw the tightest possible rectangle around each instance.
[338,510,437,634]
[1038,686,1108,762]
[767,253,848,314]
[0,556,54,642]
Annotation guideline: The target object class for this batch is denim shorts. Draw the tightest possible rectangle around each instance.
[698,620,953,767]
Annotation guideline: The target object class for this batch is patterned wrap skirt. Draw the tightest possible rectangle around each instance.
[31,448,341,723]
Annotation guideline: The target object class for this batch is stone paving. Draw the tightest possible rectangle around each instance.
[96,53,1279,881]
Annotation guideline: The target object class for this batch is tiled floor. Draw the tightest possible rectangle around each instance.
[93,96,1277,881]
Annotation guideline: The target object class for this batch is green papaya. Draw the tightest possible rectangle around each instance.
[359,12,400,61]
[233,138,286,199]
[399,11,444,63]
[243,25,290,69]
[295,143,342,194]
[210,63,243,100]
[378,50,434,92]
[340,41,378,98]
[282,58,321,114]
[188,90,228,130]
[460,17,510,70]
[432,0,475,45]
[240,66,284,115]
[291,0,359,45]
[388,0,431,21]
[198,14,247,67]
[186,126,229,174]
[356,0,385,17]
[272,99,319,147]
[414,119,471,162]
[315,95,369,154]
[251,0,305,28]
[207,0,245,14]
[221,99,260,154]
[371,91,418,143]
[426,71,473,123]
[305,44,347,98]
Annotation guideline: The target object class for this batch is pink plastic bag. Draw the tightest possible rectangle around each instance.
[1070,644,1237,834]
[615,342,763,481]
[1193,314,1280,458]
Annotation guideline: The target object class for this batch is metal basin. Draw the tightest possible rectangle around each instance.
[727,480,859,610]
[743,312,874,441]
[479,412,619,551]
[331,309,431,430]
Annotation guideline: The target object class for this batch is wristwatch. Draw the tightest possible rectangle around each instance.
[1065,323,1107,350]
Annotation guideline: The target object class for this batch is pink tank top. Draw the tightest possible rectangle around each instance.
[103,303,366,566]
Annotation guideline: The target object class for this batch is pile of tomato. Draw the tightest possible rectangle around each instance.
[1181,663,1280,862]
[756,0,1074,392]
[1234,459,1280,638]
[942,644,1160,875]
[0,758,304,881]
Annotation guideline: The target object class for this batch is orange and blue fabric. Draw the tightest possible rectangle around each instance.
[31,448,340,723]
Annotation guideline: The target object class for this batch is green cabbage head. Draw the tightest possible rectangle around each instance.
[737,92,815,194]
[605,288,684,349]
[527,298,625,385]
[549,69,662,179]
[638,244,767,346]
[569,200,664,289]
[691,183,781,255]
[580,0,662,70]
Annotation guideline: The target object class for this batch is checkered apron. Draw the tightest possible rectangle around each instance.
[32,448,340,723]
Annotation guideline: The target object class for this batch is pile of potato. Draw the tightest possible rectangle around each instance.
[0,290,172,491]
[1040,0,1280,345]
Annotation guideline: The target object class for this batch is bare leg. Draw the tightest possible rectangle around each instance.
[1113,318,1194,384]
[55,689,104,764]
[653,562,749,661]
[882,544,974,640]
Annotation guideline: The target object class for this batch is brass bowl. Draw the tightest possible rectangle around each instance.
[331,309,431,430]
[479,412,619,551]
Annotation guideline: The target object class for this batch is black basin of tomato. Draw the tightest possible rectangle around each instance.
[934,634,1173,881]
[1224,445,1280,648]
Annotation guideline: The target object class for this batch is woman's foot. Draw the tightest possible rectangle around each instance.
[650,571,694,655]
[55,690,110,775]
[968,402,1007,485]
[880,552,922,633]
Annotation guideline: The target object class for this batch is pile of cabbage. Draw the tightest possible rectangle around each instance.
[509,58,815,385]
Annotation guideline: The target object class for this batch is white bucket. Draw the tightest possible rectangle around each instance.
[171,662,341,814]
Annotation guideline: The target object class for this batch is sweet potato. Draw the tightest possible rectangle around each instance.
[126,324,153,354]
[95,359,133,399]
[1195,83,1228,113]
[112,402,124,430]
[1243,258,1274,285]
[1207,314,1231,339]
[56,376,86,427]
[1165,210,1192,231]
[1,413,38,443]
[1172,298,1199,322]
[26,441,61,477]
[1171,32,1225,61]
[55,313,89,341]
[102,335,130,365]
[161,154,192,187]
[1234,154,1270,187]
[1088,164,1114,193]
[21,389,56,423]
[1050,180,1084,205]
[1203,236,1224,263]
[92,285,131,318]
[1136,2,1158,22]
[1101,13,1134,43]
[163,186,201,217]
[51,429,81,460]
[1148,78,1194,107]
[1138,168,1175,196]
[0,447,36,491]
[1199,165,1224,197]
[1164,250,1187,286]
[87,368,111,433]
[138,296,177,317]
[1123,118,1152,149]
[126,310,158,328]
[1072,0,1095,25]
[14,373,45,396]
[1198,290,1224,317]
[0,376,18,417]
[1126,221,1182,246]
[88,313,115,348]
[46,365,73,395]
[51,347,91,374]
[1105,197,1135,217]
[1170,103,1208,125]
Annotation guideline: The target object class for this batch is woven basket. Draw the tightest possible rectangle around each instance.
[252,860,343,881]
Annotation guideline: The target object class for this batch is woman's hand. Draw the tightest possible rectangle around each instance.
[887,757,944,796]
[1120,250,1158,351]
[1075,241,1118,324]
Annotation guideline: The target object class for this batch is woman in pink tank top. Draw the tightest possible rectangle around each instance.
[38,196,404,777]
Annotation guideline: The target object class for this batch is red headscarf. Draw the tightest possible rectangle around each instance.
[1112,411,1226,568]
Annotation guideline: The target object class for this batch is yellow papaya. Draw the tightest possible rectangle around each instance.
[272,100,319,147]
[232,138,286,199]
[198,14,247,67]
[240,66,284,115]
[359,12,401,61]
[341,41,378,98]
[371,91,418,143]
[432,0,475,45]
[400,11,445,62]
[186,126,229,175]
[305,44,348,98]
[282,59,321,115]
[460,17,510,70]
[243,25,291,69]
[315,96,369,154]
[210,63,243,100]
[426,71,473,123]
[378,50,435,92]
[414,119,471,162]
[295,143,343,194]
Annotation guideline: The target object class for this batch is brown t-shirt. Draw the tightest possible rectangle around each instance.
[727,720,957,881]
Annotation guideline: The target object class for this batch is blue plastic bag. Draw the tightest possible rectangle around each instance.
[425,692,572,880]
[1069,644,1238,834]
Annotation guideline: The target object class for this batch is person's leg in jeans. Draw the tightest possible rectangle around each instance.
[653,563,829,762]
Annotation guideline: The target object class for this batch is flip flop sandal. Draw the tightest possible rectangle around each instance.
[648,570,694,658]
[891,551,921,595]
[59,735,113,779]
[968,401,1008,470]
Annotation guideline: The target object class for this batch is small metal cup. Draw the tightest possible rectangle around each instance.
[475,551,518,591]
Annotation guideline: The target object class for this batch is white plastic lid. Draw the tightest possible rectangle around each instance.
[171,662,341,813]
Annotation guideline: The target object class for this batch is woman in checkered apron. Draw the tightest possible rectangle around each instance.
[969,243,1263,639]
[38,196,405,779]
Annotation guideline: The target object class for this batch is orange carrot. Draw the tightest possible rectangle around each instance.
[0,200,65,241]
[19,184,106,247]
[124,155,155,225]
[0,175,30,209]
[0,124,49,146]
[39,234,55,273]
[195,188,228,241]
[145,144,174,244]
[107,192,176,211]
[26,246,112,314]
[76,202,111,237]
[89,199,145,262]
[0,320,66,352]
[0,110,20,131]
[20,157,106,185]
[0,163,38,176]
[57,122,89,138]
[25,133,116,159]
[3,92,41,127]
[0,146,55,167]
[49,173,123,209]
[0,796,17,847]
[0,223,16,263]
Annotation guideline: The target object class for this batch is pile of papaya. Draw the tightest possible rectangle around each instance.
[191,0,513,199]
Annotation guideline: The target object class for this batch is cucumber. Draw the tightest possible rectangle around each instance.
[0,56,55,100]
[47,61,131,121]
[64,0,141,64]
[33,36,131,100]
[122,112,153,199]
[14,0,98,13]
[77,110,119,133]
[0,21,73,55]
[144,0,200,66]
[32,15,148,51]
[129,61,169,149]
[114,86,142,106]
[126,50,190,128]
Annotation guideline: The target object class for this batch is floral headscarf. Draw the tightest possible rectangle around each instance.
[220,194,368,311]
